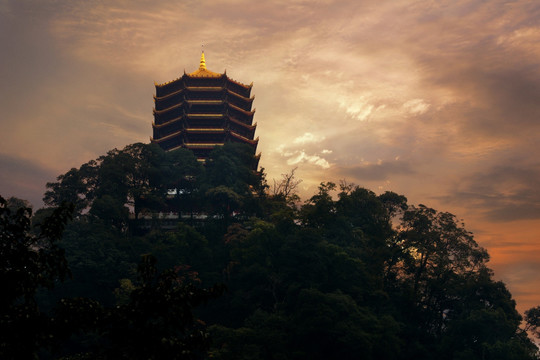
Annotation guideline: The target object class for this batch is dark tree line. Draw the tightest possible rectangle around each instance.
[2,142,540,359]
[0,195,223,359]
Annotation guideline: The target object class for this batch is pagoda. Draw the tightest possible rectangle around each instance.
[151,52,259,164]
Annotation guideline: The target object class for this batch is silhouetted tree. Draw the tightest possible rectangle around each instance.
[0,195,73,358]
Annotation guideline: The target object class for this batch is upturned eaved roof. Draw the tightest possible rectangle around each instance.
[154,52,253,91]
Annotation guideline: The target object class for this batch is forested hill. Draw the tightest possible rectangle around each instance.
[2,142,540,359]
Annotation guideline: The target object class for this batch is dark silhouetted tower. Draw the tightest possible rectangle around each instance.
[151,52,259,164]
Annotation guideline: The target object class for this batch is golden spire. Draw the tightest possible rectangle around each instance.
[199,51,206,70]
[188,49,221,77]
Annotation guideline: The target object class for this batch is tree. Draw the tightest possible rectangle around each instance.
[386,205,537,359]
[34,141,540,359]
[43,143,201,222]
[0,195,73,358]
[2,195,225,359]
[271,167,302,205]
[394,205,489,311]
[81,255,225,360]
[525,306,540,339]
[299,182,337,229]
[5,196,32,213]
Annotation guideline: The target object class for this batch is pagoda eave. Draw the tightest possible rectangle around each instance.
[225,76,252,90]
[151,130,183,143]
[229,116,256,130]
[228,91,255,103]
[153,88,185,100]
[153,102,184,115]
[229,103,255,116]
[152,117,183,129]
[229,132,259,145]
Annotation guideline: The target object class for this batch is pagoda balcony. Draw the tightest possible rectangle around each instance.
[186,100,224,105]
[185,128,226,133]
[186,113,224,119]
[185,143,225,148]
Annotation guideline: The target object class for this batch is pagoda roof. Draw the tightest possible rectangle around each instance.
[154,52,252,89]
[225,76,253,90]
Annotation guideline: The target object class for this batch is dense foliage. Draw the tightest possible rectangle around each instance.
[0,194,223,360]
[2,142,539,359]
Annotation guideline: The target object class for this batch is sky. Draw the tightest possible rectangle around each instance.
[1,0,540,313]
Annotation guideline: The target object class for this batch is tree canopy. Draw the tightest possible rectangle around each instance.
[2,141,539,359]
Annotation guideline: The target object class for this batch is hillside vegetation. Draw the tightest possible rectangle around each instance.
[2,142,539,359]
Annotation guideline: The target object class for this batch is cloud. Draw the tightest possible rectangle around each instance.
[438,161,540,222]
[403,99,430,115]
[286,151,330,169]
[293,132,325,145]
[338,96,375,121]
[340,159,414,181]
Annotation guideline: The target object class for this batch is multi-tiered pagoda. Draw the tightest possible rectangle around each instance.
[151,52,259,163]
